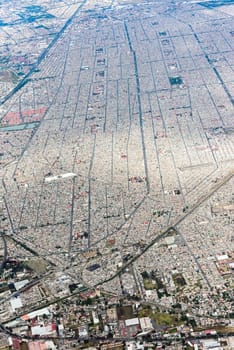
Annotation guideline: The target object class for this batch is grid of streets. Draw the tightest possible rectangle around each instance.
[0,0,233,331]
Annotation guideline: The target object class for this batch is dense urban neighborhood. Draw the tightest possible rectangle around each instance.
[0,0,233,349]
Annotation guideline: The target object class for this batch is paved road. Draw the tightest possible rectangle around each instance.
[0,0,87,106]
[0,233,7,270]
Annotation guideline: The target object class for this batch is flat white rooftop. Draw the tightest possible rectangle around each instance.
[44,173,77,182]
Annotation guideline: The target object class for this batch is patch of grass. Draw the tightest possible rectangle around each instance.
[138,307,177,327]
[143,278,157,290]
[11,70,20,83]
[214,326,234,334]
[151,312,176,326]
[25,258,48,275]
[169,76,183,85]
[172,273,186,287]
[137,306,151,318]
